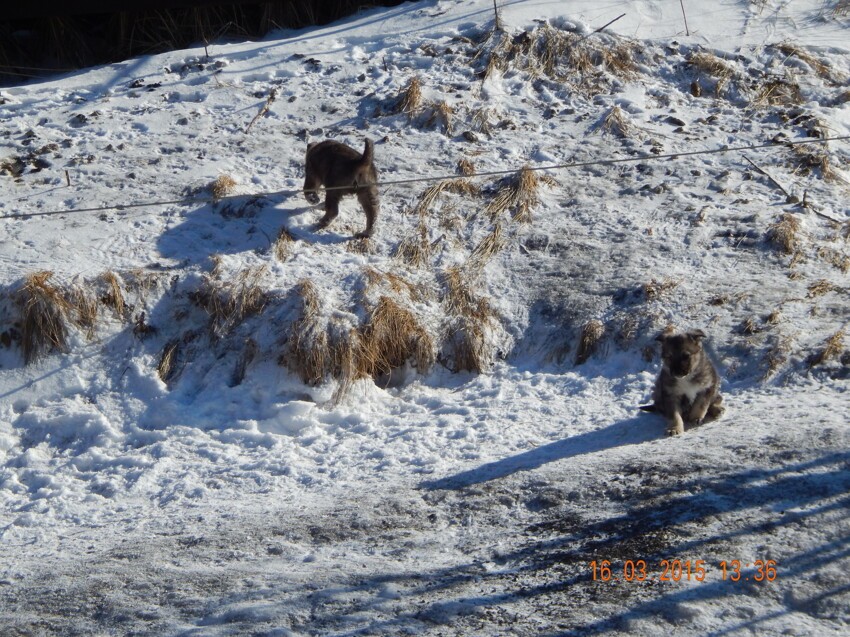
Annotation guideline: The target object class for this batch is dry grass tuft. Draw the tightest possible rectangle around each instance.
[15,271,73,364]
[157,339,179,382]
[363,267,426,302]
[193,265,268,337]
[643,278,679,301]
[471,106,497,136]
[287,279,331,386]
[426,100,455,136]
[762,335,791,379]
[600,106,635,138]
[99,271,126,318]
[66,283,98,338]
[485,166,550,222]
[273,227,295,261]
[688,51,735,95]
[808,328,845,368]
[359,296,434,379]
[457,158,476,176]
[791,144,843,183]
[774,43,831,78]
[411,180,452,218]
[396,76,423,118]
[752,77,803,108]
[393,223,432,268]
[211,174,237,201]
[817,247,850,273]
[767,213,802,254]
[467,223,506,272]
[807,279,835,298]
[575,319,606,365]
[440,266,499,373]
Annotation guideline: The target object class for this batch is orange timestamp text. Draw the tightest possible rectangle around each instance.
[589,559,778,583]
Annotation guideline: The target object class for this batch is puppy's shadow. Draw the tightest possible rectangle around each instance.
[155,197,324,267]
[422,413,667,490]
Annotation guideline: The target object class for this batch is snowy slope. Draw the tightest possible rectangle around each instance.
[1,1,849,635]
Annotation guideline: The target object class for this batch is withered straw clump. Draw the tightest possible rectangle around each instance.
[467,223,506,272]
[600,105,635,138]
[575,319,606,365]
[211,174,237,201]
[767,213,802,254]
[687,51,735,94]
[273,228,295,262]
[157,339,179,382]
[791,144,842,183]
[426,100,454,136]
[359,296,434,378]
[808,328,845,368]
[192,265,268,337]
[99,271,126,318]
[16,271,73,364]
[774,43,830,78]
[485,166,552,222]
[393,223,432,268]
[441,266,499,373]
[396,76,423,118]
[752,77,803,108]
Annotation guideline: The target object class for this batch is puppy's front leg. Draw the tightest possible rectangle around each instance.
[317,192,341,230]
[688,391,714,426]
[667,409,685,436]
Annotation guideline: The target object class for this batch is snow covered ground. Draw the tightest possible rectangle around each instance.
[1,0,849,634]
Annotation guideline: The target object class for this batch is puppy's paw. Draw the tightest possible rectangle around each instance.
[305,192,320,205]
[354,230,373,240]
[666,426,684,436]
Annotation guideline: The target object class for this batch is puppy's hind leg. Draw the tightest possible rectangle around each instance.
[303,172,322,205]
[355,188,379,238]
[317,191,341,230]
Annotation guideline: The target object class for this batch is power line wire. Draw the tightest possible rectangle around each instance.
[1,135,847,221]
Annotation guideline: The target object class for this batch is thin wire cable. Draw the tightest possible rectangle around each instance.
[0,135,847,221]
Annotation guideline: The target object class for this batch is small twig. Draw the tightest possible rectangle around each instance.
[577,13,627,44]
[493,0,502,32]
[679,0,691,36]
[744,155,792,198]
[245,88,278,134]
[64,170,71,187]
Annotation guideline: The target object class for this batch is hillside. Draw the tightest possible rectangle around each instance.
[1,1,849,634]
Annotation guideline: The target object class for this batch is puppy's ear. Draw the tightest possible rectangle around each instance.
[687,329,707,341]
[307,142,317,151]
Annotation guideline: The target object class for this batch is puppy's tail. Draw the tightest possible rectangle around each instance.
[360,138,374,166]
[639,404,657,412]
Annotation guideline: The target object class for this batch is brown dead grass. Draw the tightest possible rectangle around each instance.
[99,271,127,319]
[211,174,237,201]
[791,144,843,183]
[457,158,476,176]
[808,328,845,367]
[192,265,268,337]
[807,279,835,298]
[643,278,679,301]
[485,166,553,222]
[774,43,831,78]
[767,213,802,254]
[575,319,605,365]
[752,77,803,108]
[359,296,434,379]
[273,227,295,261]
[426,100,454,136]
[394,223,432,268]
[601,106,635,138]
[467,223,506,272]
[688,51,735,95]
[441,266,498,373]
[15,271,73,364]
[157,340,179,382]
[396,76,423,118]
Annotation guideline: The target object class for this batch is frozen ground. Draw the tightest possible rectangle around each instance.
[1,0,849,635]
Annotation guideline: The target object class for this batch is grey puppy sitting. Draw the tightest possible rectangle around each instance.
[641,329,724,436]
[303,138,379,238]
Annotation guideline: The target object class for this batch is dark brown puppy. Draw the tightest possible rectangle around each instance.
[303,139,379,238]
[641,329,724,436]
